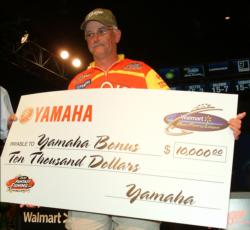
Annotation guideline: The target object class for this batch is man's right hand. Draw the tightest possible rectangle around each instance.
[7,114,17,129]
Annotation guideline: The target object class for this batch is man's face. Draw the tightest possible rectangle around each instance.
[84,21,120,59]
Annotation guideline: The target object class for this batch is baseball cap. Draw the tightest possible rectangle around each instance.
[80,8,118,30]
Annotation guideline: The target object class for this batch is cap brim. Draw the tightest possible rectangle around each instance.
[80,19,116,30]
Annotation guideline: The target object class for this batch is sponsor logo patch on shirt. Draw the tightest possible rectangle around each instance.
[76,79,91,89]
[123,63,142,70]
[78,73,91,81]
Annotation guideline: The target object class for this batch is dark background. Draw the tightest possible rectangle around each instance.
[2,2,250,65]
[2,1,250,67]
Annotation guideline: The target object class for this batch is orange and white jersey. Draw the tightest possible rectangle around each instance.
[68,54,169,90]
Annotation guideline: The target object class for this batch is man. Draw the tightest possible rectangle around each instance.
[0,86,16,230]
[66,8,170,229]
[0,86,14,147]
[64,8,246,230]
[7,7,246,230]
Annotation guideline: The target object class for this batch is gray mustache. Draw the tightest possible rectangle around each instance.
[92,43,104,48]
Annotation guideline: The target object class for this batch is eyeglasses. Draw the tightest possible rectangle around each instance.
[85,27,114,40]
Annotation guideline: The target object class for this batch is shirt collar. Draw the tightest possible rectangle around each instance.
[88,54,125,69]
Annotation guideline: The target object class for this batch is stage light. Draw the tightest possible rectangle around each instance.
[72,58,81,68]
[60,50,69,59]
[21,33,29,44]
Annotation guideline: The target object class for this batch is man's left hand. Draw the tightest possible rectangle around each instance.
[229,112,246,140]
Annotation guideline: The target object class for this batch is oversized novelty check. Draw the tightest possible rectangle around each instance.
[1,89,238,229]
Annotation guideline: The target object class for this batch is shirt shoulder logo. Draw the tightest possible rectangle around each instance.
[76,79,92,89]
[123,63,142,70]
[77,73,91,81]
